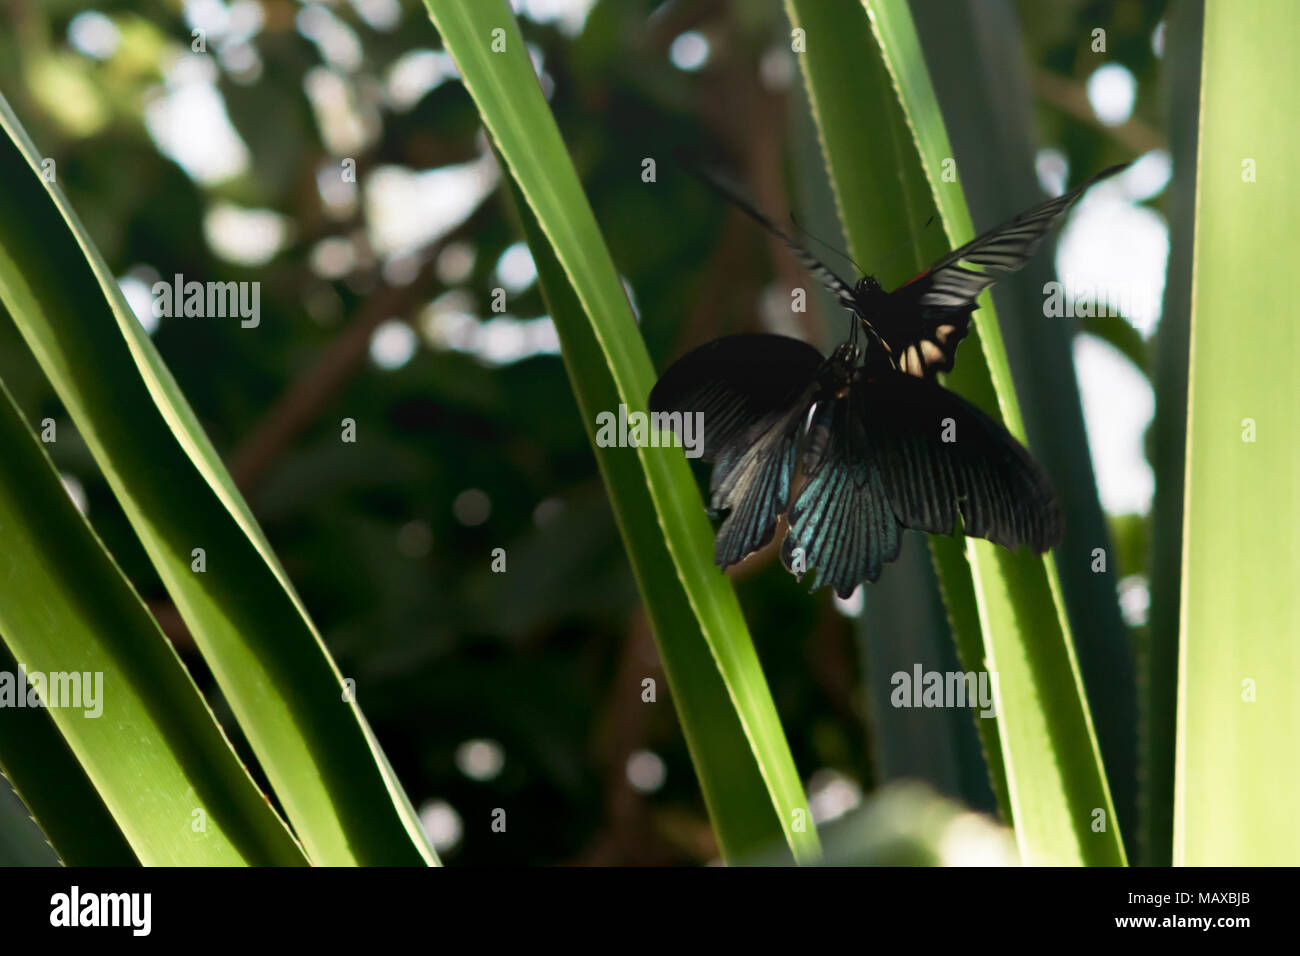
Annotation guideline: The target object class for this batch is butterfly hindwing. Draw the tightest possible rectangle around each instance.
[649,334,823,568]
[781,394,901,598]
[865,297,978,379]
[708,404,805,567]
[861,370,1061,553]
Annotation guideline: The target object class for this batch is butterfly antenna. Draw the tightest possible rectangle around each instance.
[872,214,942,279]
[789,212,943,285]
[788,213,867,276]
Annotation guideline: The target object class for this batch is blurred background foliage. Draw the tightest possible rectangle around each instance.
[0,0,1172,864]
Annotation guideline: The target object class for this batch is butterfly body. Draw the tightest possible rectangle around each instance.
[814,341,860,395]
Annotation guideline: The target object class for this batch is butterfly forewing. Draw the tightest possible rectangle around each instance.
[930,163,1128,276]
[648,334,824,568]
[860,370,1061,552]
[877,162,1130,379]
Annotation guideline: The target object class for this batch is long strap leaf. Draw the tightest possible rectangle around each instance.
[1175,0,1300,865]
[0,379,305,865]
[423,0,817,862]
[0,93,433,866]
[786,0,1123,863]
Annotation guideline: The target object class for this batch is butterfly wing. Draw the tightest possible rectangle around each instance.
[780,395,902,598]
[686,165,859,313]
[861,370,1061,552]
[878,163,1130,378]
[649,334,824,568]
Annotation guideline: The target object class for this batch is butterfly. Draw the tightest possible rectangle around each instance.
[649,164,1127,596]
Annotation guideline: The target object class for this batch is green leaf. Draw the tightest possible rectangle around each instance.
[1142,0,1201,867]
[858,538,1000,814]
[0,93,433,866]
[786,0,1003,820]
[0,636,136,867]
[504,179,802,863]
[907,0,1138,850]
[0,379,304,865]
[424,0,818,863]
[814,782,1018,866]
[1175,0,1300,865]
[786,0,1124,863]
[1077,315,1148,375]
[0,778,62,867]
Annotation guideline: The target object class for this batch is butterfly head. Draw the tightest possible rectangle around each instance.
[850,275,886,326]
[855,275,882,295]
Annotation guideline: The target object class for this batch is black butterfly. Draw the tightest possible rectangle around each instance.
[649,165,1126,596]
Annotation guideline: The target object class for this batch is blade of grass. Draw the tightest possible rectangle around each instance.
[868,0,1125,866]
[787,0,1124,863]
[506,177,808,862]
[1174,0,1300,865]
[0,93,433,866]
[866,0,1125,865]
[1142,0,1201,868]
[0,639,137,867]
[0,780,61,866]
[423,0,818,863]
[0,378,306,865]
[787,18,1000,817]
[908,0,1138,857]
[860,538,999,814]
[928,535,1010,816]
[784,0,1011,822]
